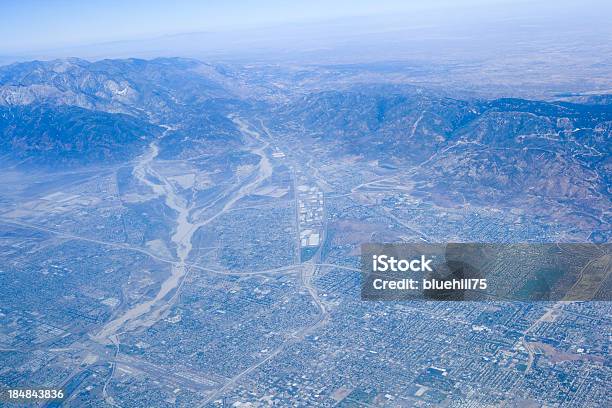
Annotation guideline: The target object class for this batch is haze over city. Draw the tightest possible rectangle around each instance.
[0,1,610,407]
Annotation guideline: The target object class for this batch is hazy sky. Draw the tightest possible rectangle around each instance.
[2,0,611,60]
[0,0,532,53]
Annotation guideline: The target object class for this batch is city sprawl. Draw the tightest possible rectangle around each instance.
[0,56,610,407]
